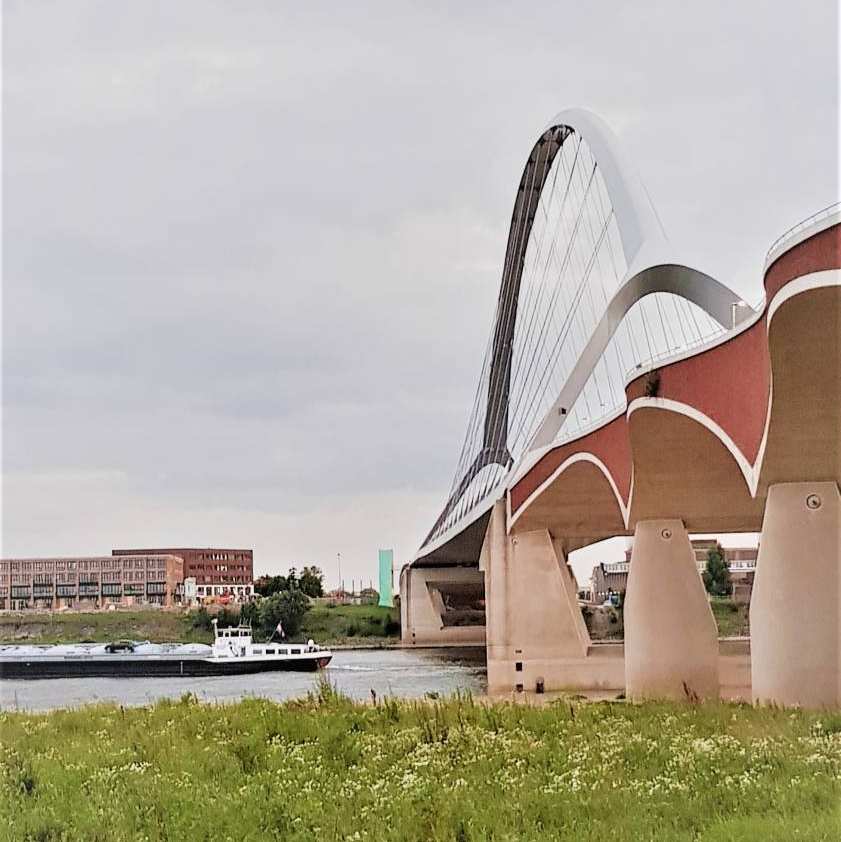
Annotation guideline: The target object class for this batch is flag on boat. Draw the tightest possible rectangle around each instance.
[273,621,285,640]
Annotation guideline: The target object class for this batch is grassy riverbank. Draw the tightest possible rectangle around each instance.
[302,604,400,646]
[2,689,839,841]
[709,597,750,637]
[0,610,204,645]
[0,605,401,647]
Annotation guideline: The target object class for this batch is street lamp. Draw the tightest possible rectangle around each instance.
[337,552,342,592]
[730,300,748,329]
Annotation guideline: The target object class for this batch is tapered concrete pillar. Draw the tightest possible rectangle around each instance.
[625,519,719,700]
[751,482,841,708]
[480,500,594,692]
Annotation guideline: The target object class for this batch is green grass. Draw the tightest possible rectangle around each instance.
[0,604,401,648]
[0,610,208,645]
[1,690,840,841]
[710,598,750,638]
[301,604,400,646]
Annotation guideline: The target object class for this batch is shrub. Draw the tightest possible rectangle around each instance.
[216,607,240,628]
[299,566,325,598]
[191,607,213,631]
[703,545,731,596]
[248,590,311,640]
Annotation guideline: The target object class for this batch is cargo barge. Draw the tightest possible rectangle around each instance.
[0,622,332,679]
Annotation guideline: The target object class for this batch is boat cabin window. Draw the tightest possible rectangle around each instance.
[265,649,275,655]
[253,648,263,655]
[217,628,250,639]
[291,648,300,655]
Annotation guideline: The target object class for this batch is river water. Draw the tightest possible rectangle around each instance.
[0,647,487,712]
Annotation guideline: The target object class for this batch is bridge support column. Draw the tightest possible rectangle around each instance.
[751,482,841,708]
[480,500,599,693]
[625,519,719,700]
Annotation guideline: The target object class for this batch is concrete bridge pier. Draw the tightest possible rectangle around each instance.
[399,564,486,647]
[480,500,613,693]
[751,482,841,708]
[624,519,719,700]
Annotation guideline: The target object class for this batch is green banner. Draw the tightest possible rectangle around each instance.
[378,549,394,607]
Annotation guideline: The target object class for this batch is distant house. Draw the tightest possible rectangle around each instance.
[590,561,629,603]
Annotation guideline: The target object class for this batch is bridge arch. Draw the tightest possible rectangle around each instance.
[419,109,751,561]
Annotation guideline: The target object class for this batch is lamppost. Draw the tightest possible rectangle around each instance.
[337,552,342,592]
[730,300,748,329]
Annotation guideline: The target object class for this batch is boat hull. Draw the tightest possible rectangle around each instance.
[0,655,332,679]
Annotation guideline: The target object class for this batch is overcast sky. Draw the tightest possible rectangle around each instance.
[3,2,839,587]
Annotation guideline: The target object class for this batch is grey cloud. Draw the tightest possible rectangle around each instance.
[3,1,838,578]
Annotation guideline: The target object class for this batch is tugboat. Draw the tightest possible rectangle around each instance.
[0,621,332,679]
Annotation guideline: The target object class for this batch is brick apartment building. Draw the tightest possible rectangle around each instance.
[112,548,254,601]
[0,555,183,611]
[589,540,758,603]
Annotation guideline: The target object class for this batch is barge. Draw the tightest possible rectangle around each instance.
[0,622,332,679]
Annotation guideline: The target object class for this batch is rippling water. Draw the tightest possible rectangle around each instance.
[0,647,487,712]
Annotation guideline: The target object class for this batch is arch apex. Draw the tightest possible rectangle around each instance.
[546,108,667,264]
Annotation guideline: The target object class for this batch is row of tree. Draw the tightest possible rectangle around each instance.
[242,565,327,640]
[240,590,312,640]
[253,565,324,598]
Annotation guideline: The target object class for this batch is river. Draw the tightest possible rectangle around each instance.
[0,647,487,712]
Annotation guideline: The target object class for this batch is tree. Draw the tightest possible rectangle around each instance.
[241,590,311,640]
[299,566,324,598]
[702,544,730,597]
[253,575,287,597]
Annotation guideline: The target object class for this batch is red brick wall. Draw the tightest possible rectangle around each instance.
[113,548,253,586]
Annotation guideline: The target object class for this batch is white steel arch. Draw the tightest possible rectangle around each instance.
[416,108,754,562]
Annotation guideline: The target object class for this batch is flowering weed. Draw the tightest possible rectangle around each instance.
[1,691,839,840]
